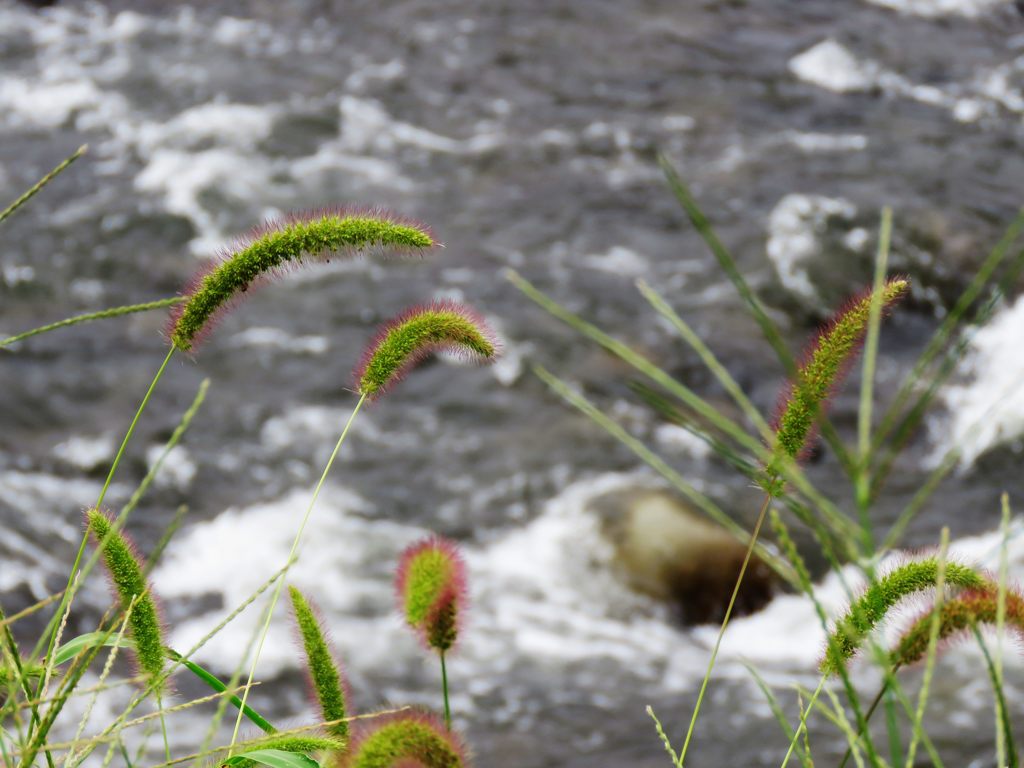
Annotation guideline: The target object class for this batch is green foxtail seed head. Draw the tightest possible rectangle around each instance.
[354,301,500,400]
[762,277,909,494]
[288,586,350,742]
[396,537,467,653]
[86,509,166,686]
[891,588,1024,667]
[228,734,346,768]
[340,711,469,768]
[168,208,437,352]
[822,557,988,675]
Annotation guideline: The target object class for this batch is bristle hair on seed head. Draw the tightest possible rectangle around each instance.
[820,555,988,675]
[288,585,351,742]
[167,208,438,353]
[85,508,167,687]
[230,733,346,768]
[354,300,501,400]
[395,536,468,653]
[891,587,1024,668]
[341,710,470,768]
[761,277,909,493]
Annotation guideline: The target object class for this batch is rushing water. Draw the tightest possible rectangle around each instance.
[3,1,1024,765]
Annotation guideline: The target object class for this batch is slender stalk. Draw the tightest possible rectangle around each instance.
[28,347,175,751]
[905,528,949,768]
[1,297,184,349]
[0,145,87,226]
[440,651,451,731]
[227,393,367,754]
[780,676,825,768]
[678,493,772,766]
[855,208,892,555]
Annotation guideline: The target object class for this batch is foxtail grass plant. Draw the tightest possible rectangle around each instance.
[396,537,468,729]
[229,300,499,752]
[289,586,350,743]
[677,277,910,765]
[8,139,1024,768]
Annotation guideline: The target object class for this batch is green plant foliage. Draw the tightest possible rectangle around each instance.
[227,736,344,768]
[823,559,989,674]
[288,586,349,742]
[763,278,910,494]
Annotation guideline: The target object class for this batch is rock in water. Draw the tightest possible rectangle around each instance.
[589,488,777,625]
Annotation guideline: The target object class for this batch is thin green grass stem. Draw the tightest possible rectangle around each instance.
[636,278,773,443]
[158,693,170,765]
[905,528,949,768]
[657,155,856,478]
[0,145,87,226]
[996,495,1013,768]
[32,347,176,674]
[227,393,367,754]
[533,365,797,585]
[678,493,772,766]
[1,297,184,349]
[872,208,1024,454]
[780,676,825,768]
[855,208,892,556]
[440,651,451,731]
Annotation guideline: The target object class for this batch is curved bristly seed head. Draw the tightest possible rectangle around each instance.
[288,586,350,742]
[762,277,910,493]
[169,209,437,352]
[891,588,1024,667]
[341,711,470,768]
[86,509,166,687]
[396,537,467,653]
[821,558,989,675]
[354,301,500,400]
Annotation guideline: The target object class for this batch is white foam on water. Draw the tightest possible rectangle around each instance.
[766,193,857,305]
[928,294,1024,469]
[789,40,881,93]
[145,444,196,491]
[788,39,1007,123]
[229,327,330,356]
[863,0,1004,17]
[581,245,649,277]
[52,434,115,472]
[151,486,424,677]
[783,130,868,153]
[339,95,503,156]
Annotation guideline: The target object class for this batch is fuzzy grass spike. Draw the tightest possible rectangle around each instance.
[763,277,909,492]
[396,537,467,653]
[86,509,166,686]
[288,586,349,742]
[892,588,1024,667]
[341,711,469,768]
[169,209,437,352]
[355,301,499,399]
[823,558,989,674]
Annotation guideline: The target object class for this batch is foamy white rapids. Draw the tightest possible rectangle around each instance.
[149,472,709,693]
[766,193,856,306]
[864,0,1004,17]
[698,518,1024,675]
[788,39,1004,124]
[929,294,1024,469]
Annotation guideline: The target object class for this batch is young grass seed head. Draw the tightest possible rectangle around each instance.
[169,208,438,353]
[354,301,500,400]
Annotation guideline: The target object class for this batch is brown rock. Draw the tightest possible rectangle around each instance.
[589,488,777,625]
